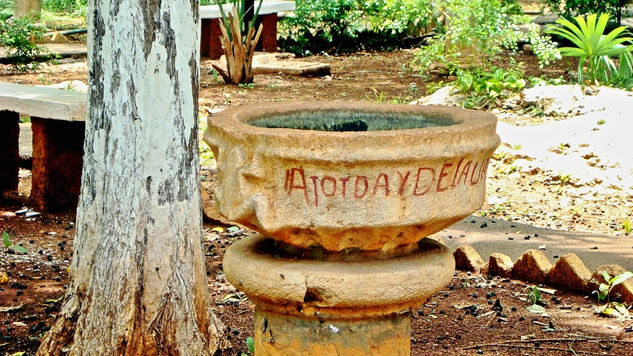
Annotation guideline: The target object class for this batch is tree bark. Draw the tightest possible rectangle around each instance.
[36,1,224,355]
[14,0,42,17]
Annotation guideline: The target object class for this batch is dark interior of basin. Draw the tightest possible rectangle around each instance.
[249,110,458,132]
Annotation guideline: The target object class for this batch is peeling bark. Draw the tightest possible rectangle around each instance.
[36,1,224,355]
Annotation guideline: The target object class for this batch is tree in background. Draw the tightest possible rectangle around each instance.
[36,0,224,354]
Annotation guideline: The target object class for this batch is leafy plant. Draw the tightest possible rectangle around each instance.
[3,231,27,254]
[546,13,633,86]
[413,0,560,72]
[593,271,633,303]
[278,0,362,55]
[623,219,631,236]
[42,0,86,14]
[240,337,255,356]
[454,66,527,109]
[0,15,49,71]
[527,286,541,305]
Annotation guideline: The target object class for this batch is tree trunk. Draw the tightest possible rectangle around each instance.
[36,1,224,355]
[14,0,42,17]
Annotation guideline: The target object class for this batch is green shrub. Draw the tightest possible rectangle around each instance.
[42,0,86,14]
[364,0,433,36]
[278,0,435,55]
[0,0,13,21]
[0,15,49,71]
[278,0,362,55]
[455,66,527,109]
[413,0,560,72]
[544,0,631,25]
[546,13,633,87]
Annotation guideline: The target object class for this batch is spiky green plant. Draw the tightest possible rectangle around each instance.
[547,13,633,84]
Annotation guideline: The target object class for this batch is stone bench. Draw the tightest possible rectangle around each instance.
[200,0,295,59]
[0,81,86,211]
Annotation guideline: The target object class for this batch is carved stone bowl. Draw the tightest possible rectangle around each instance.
[204,102,499,251]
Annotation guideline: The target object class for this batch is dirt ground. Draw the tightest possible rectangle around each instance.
[2,50,633,355]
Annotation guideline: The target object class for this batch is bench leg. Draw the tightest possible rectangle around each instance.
[0,111,19,194]
[201,18,224,60]
[31,117,84,212]
[260,14,278,52]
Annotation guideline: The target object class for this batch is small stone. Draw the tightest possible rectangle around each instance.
[547,253,592,293]
[453,245,486,273]
[487,253,513,278]
[522,44,533,53]
[590,246,598,250]
[512,249,552,284]
[50,32,70,43]
[480,221,487,228]
[538,245,546,250]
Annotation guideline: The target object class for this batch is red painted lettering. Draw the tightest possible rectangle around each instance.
[397,171,411,195]
[321,176,337,197]
[470,161,481,185]
[450,158,465,188]
[413,167,435,196]
[373,173,390,196]
[457,161,472,186]
[354,176,369,198]
[288,167,309,205]
[436,163,453,192]
[339,176,350,197]
[310,176,320,206]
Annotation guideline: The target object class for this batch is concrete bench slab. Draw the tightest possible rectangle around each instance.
[200,0,295,18]
[0,81,86,211]
[200,0,295,59]
[0,82,86,121]
[216,53,331,77]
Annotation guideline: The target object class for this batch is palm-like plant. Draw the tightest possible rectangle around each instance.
[547,13,633,84]
[212,0,264,84]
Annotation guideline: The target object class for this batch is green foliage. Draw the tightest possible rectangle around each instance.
[593,271,633,303]
[3,231,28,254]
[42,0,86,14]
[527,286,541,305]
[624,219,632,235]
[278,0,362,55]
[240,337,255,356]
[544,0,631,25]
[0,16,49,71]
[413,0,560,72]
[364,0,433,36]
[279,0,434,55]
[546,13,633,86]
[0,0,13,21]
[454,66,527,109]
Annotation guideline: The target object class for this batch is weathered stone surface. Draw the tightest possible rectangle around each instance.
[50,32,69,44]
[487,252,513,277]
[512,249,552,284]
[409,86,465,107]
[0,82,86,122]
[589,265,633,303]
[453,245,485,272]
[204,102,500,251]
[254,307,410,356]
[217,53,331,77]
[224,235,455,315]
[547,253,592,293]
